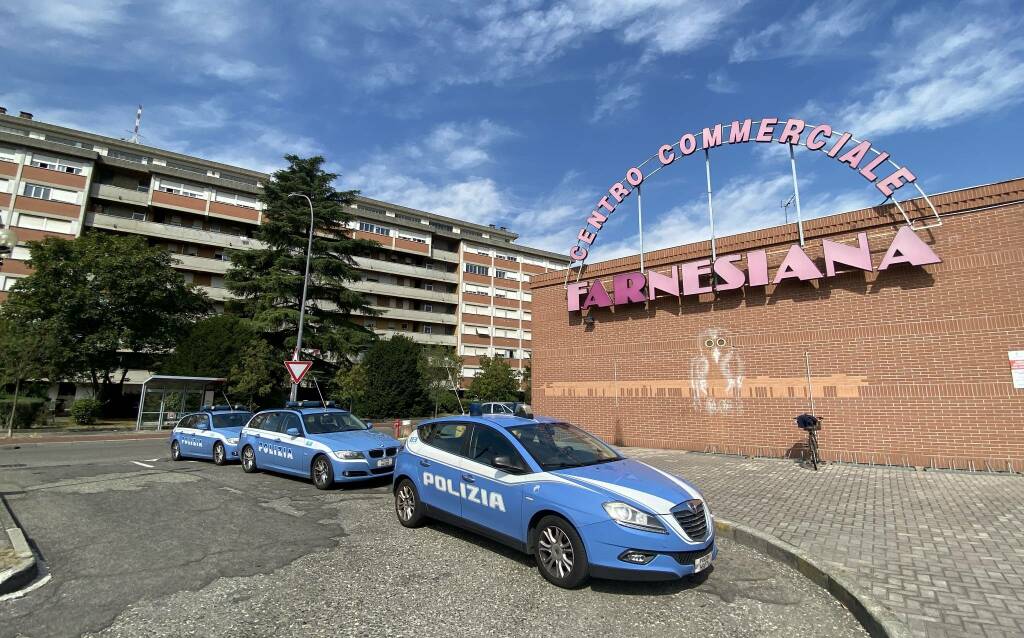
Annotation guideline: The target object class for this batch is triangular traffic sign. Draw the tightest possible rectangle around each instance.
[284,360,313,384]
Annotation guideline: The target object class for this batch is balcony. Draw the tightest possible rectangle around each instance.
[173,253,229,274]
[90,183,149,206]
[373,329,456,346]
[432,248,460,263]
[369,307,457,325]
[349,280,457,304]
[352,256,458,283]
[86,212,263,250]
[198,285,233,301]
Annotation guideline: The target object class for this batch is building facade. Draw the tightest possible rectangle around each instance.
[0,109,567,397]
[531,178,1024,470]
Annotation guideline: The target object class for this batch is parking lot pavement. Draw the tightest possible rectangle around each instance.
[0,438,867,638]
[624,448,1024,638]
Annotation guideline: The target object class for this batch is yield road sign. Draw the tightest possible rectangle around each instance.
[284,360,313,385]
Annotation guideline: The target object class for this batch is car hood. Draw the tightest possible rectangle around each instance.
[217,427,244,437]
[553,458,702,514]
[311,429,400,451]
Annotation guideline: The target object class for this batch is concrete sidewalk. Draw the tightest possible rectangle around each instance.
[626,448,1024,638]
[3,431,168,445]
[0,495,36,596]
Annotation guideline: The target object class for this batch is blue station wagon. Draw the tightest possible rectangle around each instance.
[237,401,403,489]
[169,405,254,465]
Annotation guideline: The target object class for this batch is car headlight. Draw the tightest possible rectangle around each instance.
[227,437,239,445]
[333,450,362,460]
[603,502,667,534]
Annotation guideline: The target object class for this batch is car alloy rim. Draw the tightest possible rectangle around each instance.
[397,485,415,521]
[243,448,253,468]
[172,442,179,457]
[538,525,574,578]
[214,445,223,462]
[314,459,329,485]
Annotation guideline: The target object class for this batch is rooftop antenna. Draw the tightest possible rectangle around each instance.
[129,105,143,144]
[781,193,796,224]
[311,375,328,411]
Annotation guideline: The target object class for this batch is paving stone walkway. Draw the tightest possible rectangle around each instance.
[625,448,1024,638]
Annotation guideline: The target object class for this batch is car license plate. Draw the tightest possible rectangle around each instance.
[693,552,712,573]
[376,458,394,468]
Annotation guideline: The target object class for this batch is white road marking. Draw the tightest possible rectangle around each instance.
[0,574,52,602]
[131,461,154,468]
[144,458,159,462]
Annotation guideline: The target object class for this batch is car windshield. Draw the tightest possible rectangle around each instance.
[507,422,621,471]
[302,411,369,435]
[212,413,253,429]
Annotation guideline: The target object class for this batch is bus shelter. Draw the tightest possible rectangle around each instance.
[135,375,226,431]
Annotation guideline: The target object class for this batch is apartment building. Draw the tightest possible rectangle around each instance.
[0,109,567,387]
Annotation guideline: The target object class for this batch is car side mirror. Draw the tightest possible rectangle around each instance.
[493,455,526,474]
[286,427,301,437]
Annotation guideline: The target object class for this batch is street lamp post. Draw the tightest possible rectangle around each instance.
[288,193,315,402]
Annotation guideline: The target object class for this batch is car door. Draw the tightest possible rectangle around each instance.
[460,423,528,543]
[276,412,308,476]
[175,415,198,457]
[253,411,286,471]
[416,421,473,518]
[193,413,215,458]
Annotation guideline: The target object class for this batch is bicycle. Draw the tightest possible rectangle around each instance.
[795,414,822,470]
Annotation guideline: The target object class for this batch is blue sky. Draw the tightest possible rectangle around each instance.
[1,0,1022,261]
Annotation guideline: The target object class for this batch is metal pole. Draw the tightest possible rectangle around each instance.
[288,193,315,402]
[636,185,645,273]
[789,144,805,246]
[704,149,717,263]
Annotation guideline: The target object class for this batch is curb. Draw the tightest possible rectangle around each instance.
[714,518,910,638]
[4,431,167,445]
[0,495,37,597]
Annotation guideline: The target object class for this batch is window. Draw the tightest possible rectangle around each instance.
[131,211,146,221]
[215,191,259,209]
[465,263,489,276]
[419,421,472,456]
[466,424,528,471]
[0,146,18,162]
[359,221,391,236]
[1,276,20,291]
[429,221,453,233]
[423,283,433,291]
[16,214,73,234]
[359,204,386,215]
[166,160,207,176]
[495,269,509,279]
[398,234,426,243]
[160,179,205,199]
[464,283,490,296]
[108,149,147,164]
[423,326,432,334]
[495,253,518,262]
[523,311,532,321]
[523,292,533,302]
[23,183,50,200]
[423,304,433,312]
[365,320,376,329]
[22,182,78,204]
[11,246,31,260]
[30,154,84,175]
[184,245,198,256]
[0,178,9,193]
[211,276,224,289]
[395,213,421,224]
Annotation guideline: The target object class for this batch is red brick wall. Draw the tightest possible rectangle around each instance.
[531,179,1024,469]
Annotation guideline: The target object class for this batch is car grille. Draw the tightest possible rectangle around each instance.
[368,447,398,458]
[673,545,713,565]
[386,446,398,457]
[672,501,709,541]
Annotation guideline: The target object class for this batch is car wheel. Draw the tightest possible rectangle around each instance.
[213,442,227,466]
[311,455,334,490]
[534,515,589,589]
[395,479,426,528]
[171,440,182,461]
[241,446,258,473]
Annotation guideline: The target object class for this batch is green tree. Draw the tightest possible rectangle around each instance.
[467,356,520,402]
[226,155,377,376]
[522,362,532,404]
[0,317,57,437]
[162,314,257,378]
[228,337,282,409]
[419,346,463,416]
[332,363,367,410]
[356,336,428,418]
[2,233,208,405]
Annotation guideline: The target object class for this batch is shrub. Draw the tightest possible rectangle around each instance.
[70,398,104,425]
[0,396,47,429]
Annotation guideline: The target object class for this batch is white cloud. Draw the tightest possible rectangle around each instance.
[836,15,1024,136]
[730,0,872,63]
[0,0,128,38]
[591,83,643,123]
[424,120,515,171]
[707,70,737,94]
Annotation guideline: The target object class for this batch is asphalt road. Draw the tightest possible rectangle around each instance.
[0,438,868,638]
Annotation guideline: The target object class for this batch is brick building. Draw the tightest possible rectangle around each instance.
[530,178,1024,470]
[0,109,566,407]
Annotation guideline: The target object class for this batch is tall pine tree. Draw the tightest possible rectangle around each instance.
[226,156,377,375]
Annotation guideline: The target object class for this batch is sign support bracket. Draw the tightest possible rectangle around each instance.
[704,149,717,263]
[789,143,806,246]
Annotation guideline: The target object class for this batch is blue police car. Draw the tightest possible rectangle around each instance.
[393,415,716,588]
[169,405,254,465]
[237,401,402,489]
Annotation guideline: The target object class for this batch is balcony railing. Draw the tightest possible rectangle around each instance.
[352,256,458,283]
[367,307,457,325]
[349,280,457,304]
[432,248,460,263]
[85,212,263,250]
[90,183,149,205]
[173,253,230,274]
[373,329,456,346]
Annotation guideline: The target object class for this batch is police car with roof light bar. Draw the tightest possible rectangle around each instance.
[393,414,716,588]
[170,405,254,465]
[237,401,403,489]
